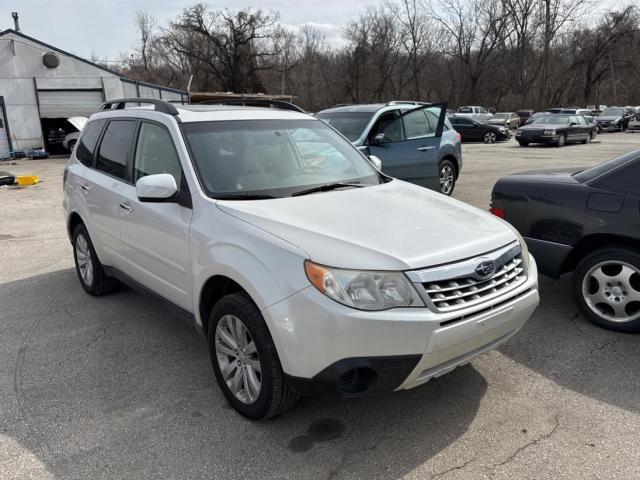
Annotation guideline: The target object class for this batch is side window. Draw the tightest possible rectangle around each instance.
[96,120,136,180]
[369,112,402,143]
[134,122,182,187]
[479,108,487,114]
[75,119,105,166]
[402,110,429,139]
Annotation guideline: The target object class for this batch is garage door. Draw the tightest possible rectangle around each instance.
[38,90,104,118]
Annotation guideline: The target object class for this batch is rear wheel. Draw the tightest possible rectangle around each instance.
[572,247,640,333]
[483,131,497,144]
[556,133,566,147]
[72,224,120,295]
[208,293,298,419]
[439,159,456,196]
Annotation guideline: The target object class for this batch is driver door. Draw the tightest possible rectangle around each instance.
[368,103,447,190]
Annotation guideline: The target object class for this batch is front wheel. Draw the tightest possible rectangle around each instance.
[483,131,497,144]
[556,133,566,147]
[439,159,456,196]
[572,247,640,333]
[209,293,299,419]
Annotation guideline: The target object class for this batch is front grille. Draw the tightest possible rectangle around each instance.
[521,129,544,137]
[420,255,526,312]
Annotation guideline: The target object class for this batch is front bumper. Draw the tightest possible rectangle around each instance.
[266,255,539,396]
[515,133,559,144]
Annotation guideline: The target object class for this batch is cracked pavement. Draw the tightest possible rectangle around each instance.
[1,134,640,479]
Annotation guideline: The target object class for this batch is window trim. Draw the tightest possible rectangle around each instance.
[76,118,106,168]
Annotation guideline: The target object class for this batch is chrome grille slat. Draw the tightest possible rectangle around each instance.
[417,254,527,312]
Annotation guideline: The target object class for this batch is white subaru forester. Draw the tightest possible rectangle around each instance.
[63,99,539,420]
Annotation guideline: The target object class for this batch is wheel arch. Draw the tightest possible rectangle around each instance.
[67,211,85,241]
[439,155,459,178]
[562,233,640,274]
[199,275,248,336]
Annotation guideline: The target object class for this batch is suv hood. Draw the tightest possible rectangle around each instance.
[217,180,516,271]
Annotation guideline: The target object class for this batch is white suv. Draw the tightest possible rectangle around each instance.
[64,99,539,420]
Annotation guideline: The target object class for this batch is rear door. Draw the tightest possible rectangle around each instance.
[367,103,447,189]
[88,119,137,267]
[117,120,193,310]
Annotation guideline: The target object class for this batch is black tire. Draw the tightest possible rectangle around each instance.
[556,133,566,147]
[438,159,456,196]
[208,293,298,420]
[72,224,120,296]
[518,140,529,147]
[572,247,640,333]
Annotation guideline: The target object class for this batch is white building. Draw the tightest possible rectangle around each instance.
[0,28,187,157]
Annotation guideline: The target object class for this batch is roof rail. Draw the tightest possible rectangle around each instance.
[386,100,428,106]
[199,98,305,113]
[97,98,180,116]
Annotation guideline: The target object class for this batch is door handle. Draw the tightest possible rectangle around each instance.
[119,201,133,213]
[80,183,91,192]
[417,146,436,152]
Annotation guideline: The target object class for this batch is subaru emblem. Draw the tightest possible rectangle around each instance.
[475,260,496,279]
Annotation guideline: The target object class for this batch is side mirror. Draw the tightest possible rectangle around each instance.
[371,132,387,146]
[368,155,382,170]
[570,122,577,126]
[136,173,177,201]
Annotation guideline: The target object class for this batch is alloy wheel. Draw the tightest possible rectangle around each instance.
[214,314,262,404]
[484,132,497,143]
[75,234,94,286]
[582,261,640,323]
[440,165,455,195]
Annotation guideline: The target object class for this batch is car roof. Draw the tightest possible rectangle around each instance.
[91,104,313,123]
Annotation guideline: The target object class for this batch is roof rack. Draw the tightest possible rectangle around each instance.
[97,98,180,116]
[199,98,305,113]
[386,100,429,106]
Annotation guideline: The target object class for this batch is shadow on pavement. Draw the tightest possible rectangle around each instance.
[1,268,486,479]
[499,274,640,414]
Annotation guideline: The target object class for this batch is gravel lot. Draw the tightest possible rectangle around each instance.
[1,133,640,479]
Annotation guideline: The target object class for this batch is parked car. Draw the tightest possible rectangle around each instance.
[561,108,602,133]
[316,102,462,195]
[628,113,640,132]
[487,112,521,129]
[516,110,534,126]
[596,107,633,132]
[64,98,539,419]
[491,150,640,332]
[455,106,493,122]
[63,116,87,152]
[546,107,565,114]
[450,116,511,143]
[515,113,596,147]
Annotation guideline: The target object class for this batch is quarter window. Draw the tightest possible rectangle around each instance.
[95,120,136,180]
[133,122,182,186]
[76,119,105,167]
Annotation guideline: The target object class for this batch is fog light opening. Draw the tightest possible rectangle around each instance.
[337,367,377,394]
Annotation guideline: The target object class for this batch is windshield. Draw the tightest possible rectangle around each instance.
[601,108,624,116]
[533,115,570,125]
[315,112,373,141]
[457,107,472,113]
[182,119,381,198]
[573,151,638,182]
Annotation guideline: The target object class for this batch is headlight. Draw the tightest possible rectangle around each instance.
[543,129,556,135]
[305,261,424,310]
[499,127,507,132]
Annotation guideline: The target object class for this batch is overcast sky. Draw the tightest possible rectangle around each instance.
[5,0,622,62]
[4,1,373,61]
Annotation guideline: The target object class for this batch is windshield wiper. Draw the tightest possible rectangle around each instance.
[291,182,364,197]
[215,193,277,200]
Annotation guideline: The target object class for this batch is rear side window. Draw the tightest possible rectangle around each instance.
[75,119,105,166]
[96,120,136,181]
